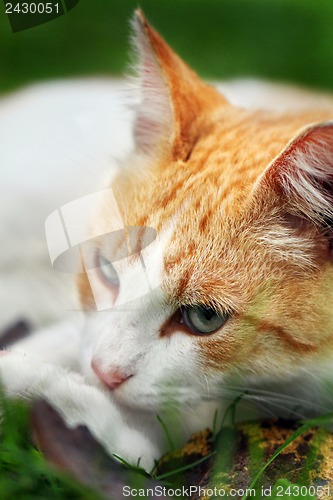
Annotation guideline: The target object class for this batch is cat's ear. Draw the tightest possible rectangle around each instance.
[255,122,333,232]
[131,10,226,160]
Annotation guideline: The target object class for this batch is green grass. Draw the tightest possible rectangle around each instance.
[0,394,332,498]
[1,0,333,93]
[0,398,101,499]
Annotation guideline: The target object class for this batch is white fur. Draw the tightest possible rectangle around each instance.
[0,79,132,328]
[0,351,160,470]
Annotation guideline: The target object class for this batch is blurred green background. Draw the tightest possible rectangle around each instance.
[1,0,333,93]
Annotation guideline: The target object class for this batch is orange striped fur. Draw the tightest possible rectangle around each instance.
[79,11,333,381]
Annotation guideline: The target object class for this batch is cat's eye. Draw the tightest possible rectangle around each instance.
[181,305,229,334]
[96,251,120,288]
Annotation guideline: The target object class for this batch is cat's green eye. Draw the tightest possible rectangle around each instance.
[96,251,120,287]
[181,305,228,334]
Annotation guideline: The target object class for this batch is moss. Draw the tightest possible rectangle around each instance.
[157,418,333,499]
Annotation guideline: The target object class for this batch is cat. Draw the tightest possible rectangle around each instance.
[2,9,333,474]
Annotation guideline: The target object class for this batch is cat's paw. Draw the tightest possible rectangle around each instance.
[0,351,84,399]
[0,351,160,471]
[108,426,159,472]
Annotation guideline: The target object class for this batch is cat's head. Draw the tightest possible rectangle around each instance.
[78,11,333,412]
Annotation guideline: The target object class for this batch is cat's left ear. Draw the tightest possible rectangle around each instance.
[131,10,226,160]
[254,121,333,232]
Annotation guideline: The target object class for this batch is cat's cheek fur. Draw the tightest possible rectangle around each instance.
[80,306,204,410]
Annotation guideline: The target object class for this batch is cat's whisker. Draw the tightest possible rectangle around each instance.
[199,373,213,397]
[195,383,332,416]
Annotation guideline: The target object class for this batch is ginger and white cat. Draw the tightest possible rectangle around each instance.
[2,10,333,472]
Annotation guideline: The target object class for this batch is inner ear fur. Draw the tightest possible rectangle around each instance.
[254,122,333,241]
[131,10,226,160]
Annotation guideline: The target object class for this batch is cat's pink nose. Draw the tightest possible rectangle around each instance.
[91,359,132,390]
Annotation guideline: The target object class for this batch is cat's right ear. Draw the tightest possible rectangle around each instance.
[130,10,226,160]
